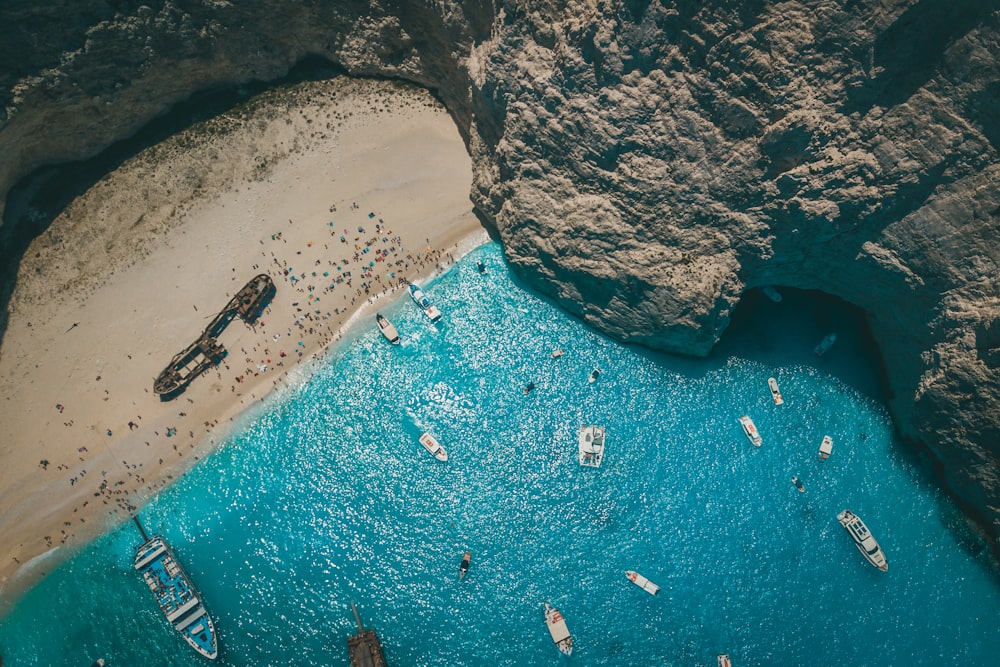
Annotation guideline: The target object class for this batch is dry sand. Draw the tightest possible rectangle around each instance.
[0,78,487,605]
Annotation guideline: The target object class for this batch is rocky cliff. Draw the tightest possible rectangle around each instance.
[1,1,998,542]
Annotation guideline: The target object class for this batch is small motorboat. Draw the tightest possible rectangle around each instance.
[524,381,536,394]
[762,286,783,303]
[792,476,805,493]
[767,377,784,405]
[814,332,837,356]
[718,655,732,667]
[543,602,573,656]
[551,349,564,359]
[418,432,448,462]
[376,313,400,345]
[588,368,601,383]
[409,283,442,323]
[739,415,762,447]
[818,435,833,460]
[476,261,487,274]
[625,570,660,595]
[459,551,471,581]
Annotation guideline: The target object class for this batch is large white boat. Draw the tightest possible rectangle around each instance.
[837,509,888,572]
[625,570,660,595]
[578,426,606,468]
[409,283,442,322]
[738,415,762,447]
[767,377,784,405]
[818,435,834,460]
[814,332,837,356]
[543,602,573,656]
[133,520,218,660]
[376,313,400,345]
[418,432,448,461]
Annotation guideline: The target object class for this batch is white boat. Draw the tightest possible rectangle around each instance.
[408,283,442,323]
[738,415,762,447]
[625,570,660,595]
[376,313,399,345]
[767,377,784,405]
[818,435,833,460]
[588,368,601,383]
[837,509,888,571]
[578,426,606,468]
[551,349,564,359]
[762,286,783,303]
[718,655,733,667]
[543,602,573,656]
[418,432,448,462]
[814,332,837,356]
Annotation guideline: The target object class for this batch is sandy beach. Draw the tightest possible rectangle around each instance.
[0,77,486,605]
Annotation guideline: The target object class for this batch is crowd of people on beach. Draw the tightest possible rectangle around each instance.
[19,200,458,564]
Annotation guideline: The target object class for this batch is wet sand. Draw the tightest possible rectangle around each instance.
[0,77,486,605]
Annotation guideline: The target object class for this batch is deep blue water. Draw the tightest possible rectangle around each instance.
[2,241,999,666]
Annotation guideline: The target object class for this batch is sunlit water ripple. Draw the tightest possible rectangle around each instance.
[1,241,998,666]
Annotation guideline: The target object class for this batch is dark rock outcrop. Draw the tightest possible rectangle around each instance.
[1,2,998,542]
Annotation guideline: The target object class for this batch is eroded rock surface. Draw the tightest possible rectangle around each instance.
[1,1,998,540]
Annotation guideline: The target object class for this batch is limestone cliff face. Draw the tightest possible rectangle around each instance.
[1,2,998,538]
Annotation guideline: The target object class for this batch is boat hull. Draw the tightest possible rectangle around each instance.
[134,536,218,660]
[418,432,448,461]
[739,415,762,446]
[837,509,888,571]
[544,603,573,656]
[578,426,606,467]
[625,570,660,595]
[767,377,784,405]
[818,435,833,460]
[376,314,400,344]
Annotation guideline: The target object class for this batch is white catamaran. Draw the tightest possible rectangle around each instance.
[578,425,606,468]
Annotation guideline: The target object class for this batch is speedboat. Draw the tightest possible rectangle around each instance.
[792,476,805,492]
[739,415,762,447]
[718,655,732,667]
[767,377,784,405]
[837,509,888,571]
[544,602,573,656]
[578,426,606,468]
[376,313,400,345]
[625,570,660,595]
[814,332,837,356]
[408,283,442,322]
[818,435,833,460]
[459,551,471,581]
[418,432,448,461]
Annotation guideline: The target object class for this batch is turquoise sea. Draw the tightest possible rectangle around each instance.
[1,241,998,666]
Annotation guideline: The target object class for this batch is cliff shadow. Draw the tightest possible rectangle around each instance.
[846,0,995,114]
[0,56,349,347]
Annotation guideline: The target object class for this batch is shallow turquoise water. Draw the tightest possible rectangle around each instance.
[2,241,998,666]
